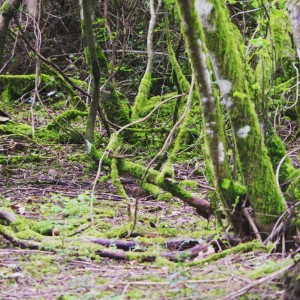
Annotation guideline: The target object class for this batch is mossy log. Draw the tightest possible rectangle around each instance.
[96,243,209,262]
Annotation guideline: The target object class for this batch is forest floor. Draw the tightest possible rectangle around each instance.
[0,106,299,299]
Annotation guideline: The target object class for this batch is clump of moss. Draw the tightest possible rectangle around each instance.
[46,110,87,131]
[0,122,32,136]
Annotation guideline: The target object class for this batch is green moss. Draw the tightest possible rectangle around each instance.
[35,129,60,142]
[15,228,44,242]
[132,72,152,119]
[157,193,173,202]
[156,166,174,186]
[106,133,119,151]
[267,132,295,185]
[125,251,156,262]
[232,181,247,196]
[166,17,190,93]
[0,122,32,136]
[111,158,131,215]
[104,224,130,238]
[246,259,293,279]
[141,182,172,201]
[180,180,198,188]
[0,154,41,164]
[46,110,87,131]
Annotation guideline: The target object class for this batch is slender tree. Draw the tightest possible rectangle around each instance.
[79,0,103,142]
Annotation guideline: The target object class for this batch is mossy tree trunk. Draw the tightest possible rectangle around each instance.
[79,0,130,142]
[180,0,287,233]
[176,0,288,234]
[0,0,23,66]
[79,0,103,142]
[175,0,247,233]
[131,0,162,119]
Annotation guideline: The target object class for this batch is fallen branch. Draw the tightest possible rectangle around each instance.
[96,243,210,262]
[90,146,211,217]
[162,243,209,262]
[164,238,199,251]
[91,238,139,251]
[91,237,200,252]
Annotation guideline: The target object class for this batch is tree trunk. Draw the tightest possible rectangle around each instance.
[79,0,102,142]
[175,0,246,233]
[131,0,162,119]
[79,0,130,142]
[0,0,23,66]
[193,0,287,233]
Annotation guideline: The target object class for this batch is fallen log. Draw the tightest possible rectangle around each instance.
[91,237,201,252]
[164,238,199,251]
[162,244,209,262]
[96,242,210,262]
[0,224,40,250]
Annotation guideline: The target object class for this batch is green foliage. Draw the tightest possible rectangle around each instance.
[0,122,32,136]
[46,110,87,131]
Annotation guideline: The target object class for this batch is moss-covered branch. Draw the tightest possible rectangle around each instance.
[131,0,162,119]
[90,144,210,217]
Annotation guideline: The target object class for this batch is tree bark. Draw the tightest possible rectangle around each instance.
[175,0,245,233]
[192,0,286,233]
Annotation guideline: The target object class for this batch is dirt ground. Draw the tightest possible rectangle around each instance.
[0,136,297,299]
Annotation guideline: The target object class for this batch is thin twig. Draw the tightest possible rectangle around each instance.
[242,206,262,242]
[284,62,299,109]
[264,202,300,245]
[90,150,108,226]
